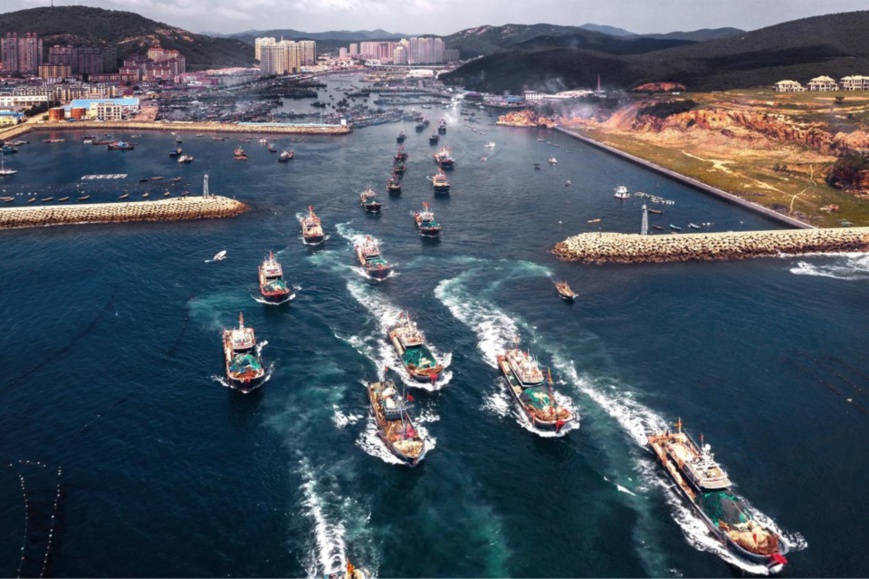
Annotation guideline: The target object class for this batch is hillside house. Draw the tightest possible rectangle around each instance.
[806,76,838,91]
[773,80,804,92]
[840,75,869,90]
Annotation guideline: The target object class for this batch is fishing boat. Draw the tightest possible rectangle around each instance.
[496,345,575,433]
[163,191,171,197]
[431,169,450,194]
[171,177,182,183]
[387,174,402,195]
[415,121,426,132]
[689,223,701,230]
[119,193,129,200]
[258,251,294,303]
[2,145,19,155]
[79,195,91,201]
[142,193,149,199]
[437,119,447,134]
[652,225,664,231]
[27,198,35,203]
[359,187,381,213]
[669,224,682,232]
[648,208,663,215]
[107,141,135,151]
[429,132,439,145]
[267,142,276,153]
[278,150,294,162]
[396,130,406,143]
[433,146,454,169]
[648,419,788,573]
[554,281,577,301]
[413,202,441,237]
[211,250,227,262]
[0,196,14,202]
[355,236,393,280]
[393,161,406,175]
[222,313,266,393]
[169,147,182,157]
[58,196,69,202]
[177,155,193,164]
[366,379,428,466]
[388,311,444,382]
[548,157,557,164]
[614,186,631,200]
[299,206,325,245]
[233,147,247,160]
[175,136,183,144]
[588,218,601,224]
[42,138,65,143]
[394,146,408,162]
[40,196,54,202]
[485,142,496,148]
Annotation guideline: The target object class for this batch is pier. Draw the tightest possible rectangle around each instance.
[0,196,248,230]
[553,227,869,264]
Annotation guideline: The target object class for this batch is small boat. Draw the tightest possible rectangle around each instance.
[669,224,682,232]
[396,130,406,143]
[614,186,631,200]
[565,180,571,187]
[0,196,14,202]
[233,147,247,160]
[431,169,450,194]
[652,225,664,231]
[433,146,454,169]
[413,202,441,237]
[150,176,163,181]
[82,137,95,145]
[42,138,65,143]
[394,146,408,162]
[587,218,601,224]
[78,195,91,201]
[177,154,193,164]
[648,419,788,573]
[175,136,183,144]
[2,145,19,155]
[142,193,149,199]
[648,208,663,215]
[278,150,294,162]
[0,155,16,176]
[300,206,325,245]
[497,345,575,433]
[429,132,439,145]
[388,311,444,382]
[211,250,227,262]
[7,139,28,146]
[367,379,428,466]
[437,119,447,134]
[107,141,135,151]
[258,251,295,303]
[212,136,227,141]
[171,177,182,183]
[266,142,276,152]
[222,313,266,393]
[58,196,69,202]
[689,223,701,230]
[355,236,393,280]
[119,193,129,200]
[387,174,402,195]
[555,281,577,301]
[359,187,381,213]
[163,191,171,197]
[485,142,496,148]
[27,197,35,203]
[40,196,54,202]
[534,163,541,170]
[548,157,557,164]
[415,121,426,132]
[169,147,182,157]
[139,178,150,183]
[393,162,406,175]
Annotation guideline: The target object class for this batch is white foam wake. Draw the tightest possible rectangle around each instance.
[297,457,348,578]
[788,253,869,280]
[356,414,437,465]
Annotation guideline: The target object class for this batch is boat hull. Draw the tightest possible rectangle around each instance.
[367,382,427,467]
[388,333,443,383]
[302,232,325,245]
[496,356,575,432]
[362,203,381,213]
[363,264,392,279]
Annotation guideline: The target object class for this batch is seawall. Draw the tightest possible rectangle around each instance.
[553,227,869,264]
[554,127,814,230]
[0,196,248,230]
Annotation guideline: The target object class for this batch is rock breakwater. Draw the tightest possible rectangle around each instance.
[553,228,869,264]
[0,196,248,230]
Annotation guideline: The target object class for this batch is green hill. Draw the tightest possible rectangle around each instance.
[441,11,869,93]
[0,6,253,71]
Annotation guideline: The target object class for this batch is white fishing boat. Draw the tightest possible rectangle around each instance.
[614,186,631,200]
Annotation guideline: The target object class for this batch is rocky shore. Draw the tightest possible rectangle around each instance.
[553,227,869,264]
[0,196,248,230]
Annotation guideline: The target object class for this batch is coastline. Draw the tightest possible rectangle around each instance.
[554,126,814,230]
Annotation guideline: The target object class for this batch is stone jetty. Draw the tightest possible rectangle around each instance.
[553,228,869,264]
[0,196,248,230]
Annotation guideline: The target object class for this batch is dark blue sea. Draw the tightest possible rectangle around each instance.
[1,75,867,578]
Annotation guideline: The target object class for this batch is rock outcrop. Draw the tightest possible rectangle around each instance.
[496,110,556,128]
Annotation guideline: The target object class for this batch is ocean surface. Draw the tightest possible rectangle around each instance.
[1,75,867,578]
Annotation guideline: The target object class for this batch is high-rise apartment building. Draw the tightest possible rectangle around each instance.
[255,37,276,61]
[1,33,20,73]
[258,39,306,75]
[17,33,43,75]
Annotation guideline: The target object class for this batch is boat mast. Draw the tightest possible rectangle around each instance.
[641,203,649,235]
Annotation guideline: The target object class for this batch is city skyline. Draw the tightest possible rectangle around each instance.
[1,0,867,37]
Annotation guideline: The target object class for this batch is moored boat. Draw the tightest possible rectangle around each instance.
[429,132,439,145]
[359,187,381,213]
[413,202,441,237]
[258,251,294,303]
[388,312,443,383]
[431,169,450,194]
[554,280,577,301]
[497,345,575,433]
[433,146,454,169]
[437,119,447,134]
[614,185,631,200]
[177,154,193,164]
[648,420,788,573]
[387,174,402,195]
[366,379,428,466]
[669,224,682,232]
[233,147,247,160]
[689,223,701,229]
[222,313,266,393]
[58,196,69,202]
[355,236,393,280]
[648,208,663,215]
[396,130,406,143]
[78,195,91,201]
[267,142,276,152]
[394,146,408,162]
[300,206,325,245]
[278,150,294,162]
[169,147,182,157]
[393,161,406,175]
[119,193,129,199]
[107,141,135,151]
[548,157,557,164]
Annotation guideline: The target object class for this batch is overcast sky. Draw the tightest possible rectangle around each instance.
[2,0,867,36]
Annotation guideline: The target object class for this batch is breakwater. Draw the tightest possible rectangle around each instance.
[553,227,869,264]
[0,196,248,230]
[554,127,814,230]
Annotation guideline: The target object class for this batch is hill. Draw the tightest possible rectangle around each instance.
[441,11,869,93]
[228,29,406,45]
[0,6,253,71]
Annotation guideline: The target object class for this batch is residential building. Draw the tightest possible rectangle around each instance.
[773,80,805,92]
[0,110,24,125]
[840,75,869,90]
[17,33,43,75]
[38,64,72,80]
[90,101,124,121]
[259,40,303,75]
[0,94,49,110]
[393,45,407,65]
[255,37,275,61]
[806,76,838,91]
[68,97,139,119]
[0,33,19,73]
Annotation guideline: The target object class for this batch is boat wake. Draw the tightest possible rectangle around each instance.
[250,293,297,306]
[332,406,363,429]
[346,279,453,390]
[482,379,578,438]
[209,364,273,392]
[788,252,869,280]
[355,415,437,465]
[296,455,377,579]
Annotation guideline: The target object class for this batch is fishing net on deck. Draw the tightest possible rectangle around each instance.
[230,353,262,375]
[263,279,288,292]
[403,345,437,370]
[698,491,750,525]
